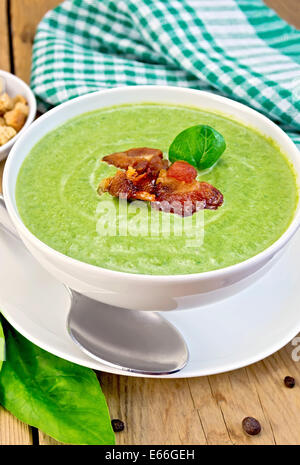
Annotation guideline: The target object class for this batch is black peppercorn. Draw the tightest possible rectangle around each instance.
[242,417,261,436]
[284,376,295,388]
[111,419,125,432]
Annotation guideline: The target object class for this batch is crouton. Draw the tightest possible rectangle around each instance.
[13,94,27,106]
[0,117,5,126]
[0,125,16,146]
[0,92,13,115]
[15,101,29,116]
[4,102,29,132]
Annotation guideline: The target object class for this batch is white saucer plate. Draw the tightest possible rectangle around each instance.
[1,228,300,378]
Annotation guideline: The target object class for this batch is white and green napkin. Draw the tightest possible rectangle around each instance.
[31,0,300,146]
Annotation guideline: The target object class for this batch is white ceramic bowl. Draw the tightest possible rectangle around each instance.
[3,86,300,311]
[0,70,36,161]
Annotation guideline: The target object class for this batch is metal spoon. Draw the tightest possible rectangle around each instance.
[0,194,188,375]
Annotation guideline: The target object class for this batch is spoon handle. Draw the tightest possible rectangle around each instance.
[0,194,19,239]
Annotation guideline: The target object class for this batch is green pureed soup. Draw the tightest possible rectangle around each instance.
[16,104,298,275]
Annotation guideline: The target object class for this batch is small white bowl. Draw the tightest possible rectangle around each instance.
[3,86,300,311]
[0,70,36,161]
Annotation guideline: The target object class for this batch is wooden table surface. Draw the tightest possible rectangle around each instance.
[0,0,300,446]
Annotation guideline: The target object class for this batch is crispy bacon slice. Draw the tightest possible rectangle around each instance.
[102,147,168,175]
[98,167,156,202]
[99,148,223,216]
[152,170,223,216]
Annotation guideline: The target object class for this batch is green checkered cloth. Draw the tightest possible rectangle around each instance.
[31,0,300,146]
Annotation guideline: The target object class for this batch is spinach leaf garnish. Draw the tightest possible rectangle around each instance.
[0,317,115,445]
[169,124,226,170]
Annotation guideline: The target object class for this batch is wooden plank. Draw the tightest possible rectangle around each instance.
[192,370,275,445]
[0,407,33,445]
[100,374,207,445]
[0,0,10,71]
[188,376,233,445]
[247,340,300,445]
[38,431,62,445]
[101,344,300,446]
[10,0,62,83]
[264,0,300,28]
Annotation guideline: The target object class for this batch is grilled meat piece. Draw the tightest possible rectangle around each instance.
[99,149,223,216]
[152,167,223,216]
[102,147,168,175]
[98,167,156,202]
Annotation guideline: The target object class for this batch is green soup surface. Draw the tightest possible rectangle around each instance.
[16,104,298,275]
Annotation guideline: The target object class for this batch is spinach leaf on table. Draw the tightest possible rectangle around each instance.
[0,318,115,445]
